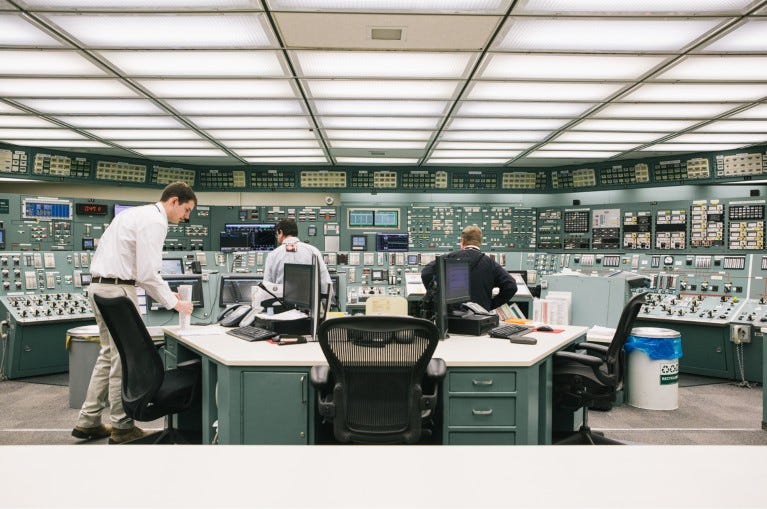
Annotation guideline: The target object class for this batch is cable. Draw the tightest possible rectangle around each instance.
[732,342,756,389]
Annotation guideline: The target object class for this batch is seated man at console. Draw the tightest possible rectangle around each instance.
[421,225,517,311]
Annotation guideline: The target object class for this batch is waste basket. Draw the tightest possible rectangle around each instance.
[67,325,101,409]
[625,327,683,410]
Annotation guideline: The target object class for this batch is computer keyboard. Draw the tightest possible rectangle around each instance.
[489,324,536,343]
[226,325,279,342]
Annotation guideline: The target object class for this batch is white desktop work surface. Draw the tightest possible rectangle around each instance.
[164,324,587,446]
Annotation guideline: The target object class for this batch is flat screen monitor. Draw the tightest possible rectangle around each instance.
[283,263,314,310]
[351,234,367,251]
[348,209,374,228]
[161,257,184,275]
[443,258,471,305]
[149,275,204,310]
[219,275,262,307]
[221,223,276,252]
[374,209,398,228]
[375,232,409,252]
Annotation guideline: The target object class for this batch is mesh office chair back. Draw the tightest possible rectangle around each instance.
[317,315,440,444]
[602,291,648,388]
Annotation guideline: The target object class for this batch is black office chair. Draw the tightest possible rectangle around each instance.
[310,315,446,444]
[93,294,201,444]
[552,292,647,445]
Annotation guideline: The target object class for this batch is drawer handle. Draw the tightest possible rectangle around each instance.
[472,409,493,416]
[472,379,493,386]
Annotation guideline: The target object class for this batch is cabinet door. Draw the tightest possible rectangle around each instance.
[242,371,309,444]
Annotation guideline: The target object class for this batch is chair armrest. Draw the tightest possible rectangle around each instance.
[554,350,603,368]
[579,342,609,356]
[309,365,330,389]
[426,358,446,381]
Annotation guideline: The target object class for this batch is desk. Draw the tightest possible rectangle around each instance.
[164,324,587,445]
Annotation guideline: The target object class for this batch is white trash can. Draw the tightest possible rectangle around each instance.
[626,327,682,410]
[67,325,101,409]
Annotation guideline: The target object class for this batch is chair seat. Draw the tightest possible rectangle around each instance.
[135,368,198,421]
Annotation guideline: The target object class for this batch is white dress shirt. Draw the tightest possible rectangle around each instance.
[263,237,332,294]
[90,202,177,309]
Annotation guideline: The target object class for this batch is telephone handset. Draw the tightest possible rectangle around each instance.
[461,302,494,316]
[238,308,261,328]
[217,304,252,327]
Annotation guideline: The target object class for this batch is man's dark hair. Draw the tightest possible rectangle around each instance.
[160,181,197,205]
[276,218,298,237]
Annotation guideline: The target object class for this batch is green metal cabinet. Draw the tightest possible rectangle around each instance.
[242,371,310,444]
[3,320,91,379]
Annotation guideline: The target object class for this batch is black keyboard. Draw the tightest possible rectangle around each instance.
[489,324,534,341]
[226,325,279,342]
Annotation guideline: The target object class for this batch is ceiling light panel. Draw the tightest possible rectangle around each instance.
[166,99,304,115]
[425,158,509,164]
[136,148,227,156]
[540,142,637,151]
[702,20,767,52]
[118,140,215,149]
[431,149,521,158]
[657,56,767,80]
[670,133,767,143]
[206,129,315,139]
[56,116,185,128]
[641,143,744,151]
[0,103,21,114]
[329,140,427,149]
[313,100,447,116]
[190,116,310,128]
[23,0,262,7]
[0,78,138,98]
[0,50,106,75]
[293,51,474,78]
[448,117,570,130]
[526,150,619,158]
[16,98,164,115]
[335,157,419,164]
[596,102,740,118]
[320,116,440,129]
[512,0,753,14]
[697,120,767,132]
[244,157,327,163]
[468,82,623,101]
[440,130,549,142]
[0,115,61,127]
[730,104,767,119]
[46,14,271,48]
[1,139,107,147]
[622,83,767,102]
[0,14,62,46]
[457,101,594,117]
[481,54,665,80]
[98,51,286,77]
[222,139,321,148]
[138,79,297,98]
[267,0,510,13]
[435,141,532,150]
[324,130,433,140]
[498,18,720,51]
[554,131,663,143]
[575,119,699,131]
[234,148,324,157]
[305,80,459,100]
[0,129,86,139]
[86,129,202,140]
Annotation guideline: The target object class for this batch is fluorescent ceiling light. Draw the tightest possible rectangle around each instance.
[596,102,738,118]
[118,140,215,148]
[575,119,698,131]
[431,149,520,158]
[435,141,532,150]
[498,18,719,52]
[703,20,767,52]
[457,101,593,117]
[47,14,271,48]
[440,130,549,142]
[56,116,184,128]
[0,115,61,128]
[335,157,419,164]
[0,177,47,183]
[324,130,432,140]
[244,156,327,163]
[206,129,315,139]
[2,139,107,147]
[314,100,446,116]
[320,116,439,129]
[222,139,320,148]
[138,79,296,98]
[512,0,752,14]
[293,51,473,79]
[670,133,767,143]
[448,117,569,130]
[0,128,85,139]
[0,14,62,46]
[99,51,285,77]
[306,80,459,100]
[22,0,260,7]
[526,150,619,158]
[136,148,227,156]
[658,56,767,80]
[190,116,310,128]
[482,54,664,80]
[623,83,767,102]
[329,140,426,149]
[0,103,21,114]
[541,142,637,151]
[86,129,201,140]
[641,143,744,151]
[697,120,767,132]
[16,98,164,115]
[0,78,137,98]
[167,99,304,115]
[468,82,622,101]
[234,148,324,156]
[730,104,767,119]
[267,0,509,13]
[0,50,105,75]
[425,158,509,164]
[554,131,663,143]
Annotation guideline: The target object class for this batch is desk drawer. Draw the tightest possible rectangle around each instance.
[449,371,516,393]
[449,397,515,426]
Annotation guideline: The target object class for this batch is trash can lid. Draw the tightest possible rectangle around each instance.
[629,327,680,339]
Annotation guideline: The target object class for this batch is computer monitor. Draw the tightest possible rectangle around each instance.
[221,223,276,252]
[374,209,398,228]
[351,234,367,251]
[161,257,184,275]
[433,256,471,339]
[219,274,262,307]
[375,232,409,252]
[148,275,204,310]
[114,204,134,217]
[282,263,314,310]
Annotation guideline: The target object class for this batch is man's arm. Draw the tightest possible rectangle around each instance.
[490,263,517,309]
[135,221,178,310]
[421,260,436,287]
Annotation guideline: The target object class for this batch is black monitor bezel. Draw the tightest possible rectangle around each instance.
[218,274,262,307]
[282,263,314,310]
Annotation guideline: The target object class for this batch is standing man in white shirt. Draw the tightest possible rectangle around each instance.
[71,182,196,444]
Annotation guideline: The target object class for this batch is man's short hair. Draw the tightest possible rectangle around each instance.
[160,181,197,205]
[276,218,298,237]
[461,225,482,247]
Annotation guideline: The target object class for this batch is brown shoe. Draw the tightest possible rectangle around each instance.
[72,424,111,441]
[108,426,148,444]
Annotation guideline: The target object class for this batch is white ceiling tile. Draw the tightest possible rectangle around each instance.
[99,50,286,77]
[527,149,619,158]
[730,104,767,119]
[306,80,459,99]
[335,157,419,164]
[86,129,201,139]
[0,128,86,139]
[457,101,594,117]
[206,129,315,139]
[702,20,767,52]
[23,0,261,7]
[324,129,433,140]
[1,139,107,147]
[222,139,320,148]
[190,116,310,128]
[235,148,324,156]
[482,54,665,80]
[448,117,569,130]
[468,82,623,101]
[138,79,297,98]
[0,50,106,75]
[0,14,62,46]
[293,51,474,78]
[658,56,767,80]
[118,140,215,148]
[697,120,767,132]
[329,140,427,149]
[0,78,138,97]
[670,132,767,143]
[166,99,305,115]
[426,158,509,164]
[431,149,521,158]
[595,102,738,119]
[641,142,745,151]
[136,148,227,156]
[16,98,164,115]
[244,156,327,163]
[513,0,753,14]
[267,0,510,13]
[56,116,185,128]
[319,116,440,129]
[575,119,699,131]
[0,115,62,127]
[554,131,664,143]
[540,142,637,151]
[623,83,767,102]
[313,100,447,116]
[435,141,532,150]
[440,130,549,142]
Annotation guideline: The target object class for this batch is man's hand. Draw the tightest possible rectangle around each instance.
[174,300,193,315]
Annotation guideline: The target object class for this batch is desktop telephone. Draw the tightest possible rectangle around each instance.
[217,304,252,327]
[461,302,494,316]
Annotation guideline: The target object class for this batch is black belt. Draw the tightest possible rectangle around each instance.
[92,277,136,286]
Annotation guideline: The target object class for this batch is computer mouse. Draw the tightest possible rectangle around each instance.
[537,325,553,332]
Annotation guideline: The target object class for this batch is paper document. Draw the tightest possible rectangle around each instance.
[176,324,226,336]
[255,308,308,321]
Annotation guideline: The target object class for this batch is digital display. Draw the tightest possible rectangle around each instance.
[161,258,184,275]
[221,223,276,252]
[375,232,409,252]
[22,198,72,220]
[348,209,374,227]
[76,203,109,216]
[0,228,4,249]
[82,238,95,251]
[283,263,313,310]
[80,273,92,286]
[374,210,398,227]
[351,235,367,251]
[219,275,262,306]
[149,275,204,309]
[407,254,419,264]
[444,259,471,305]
